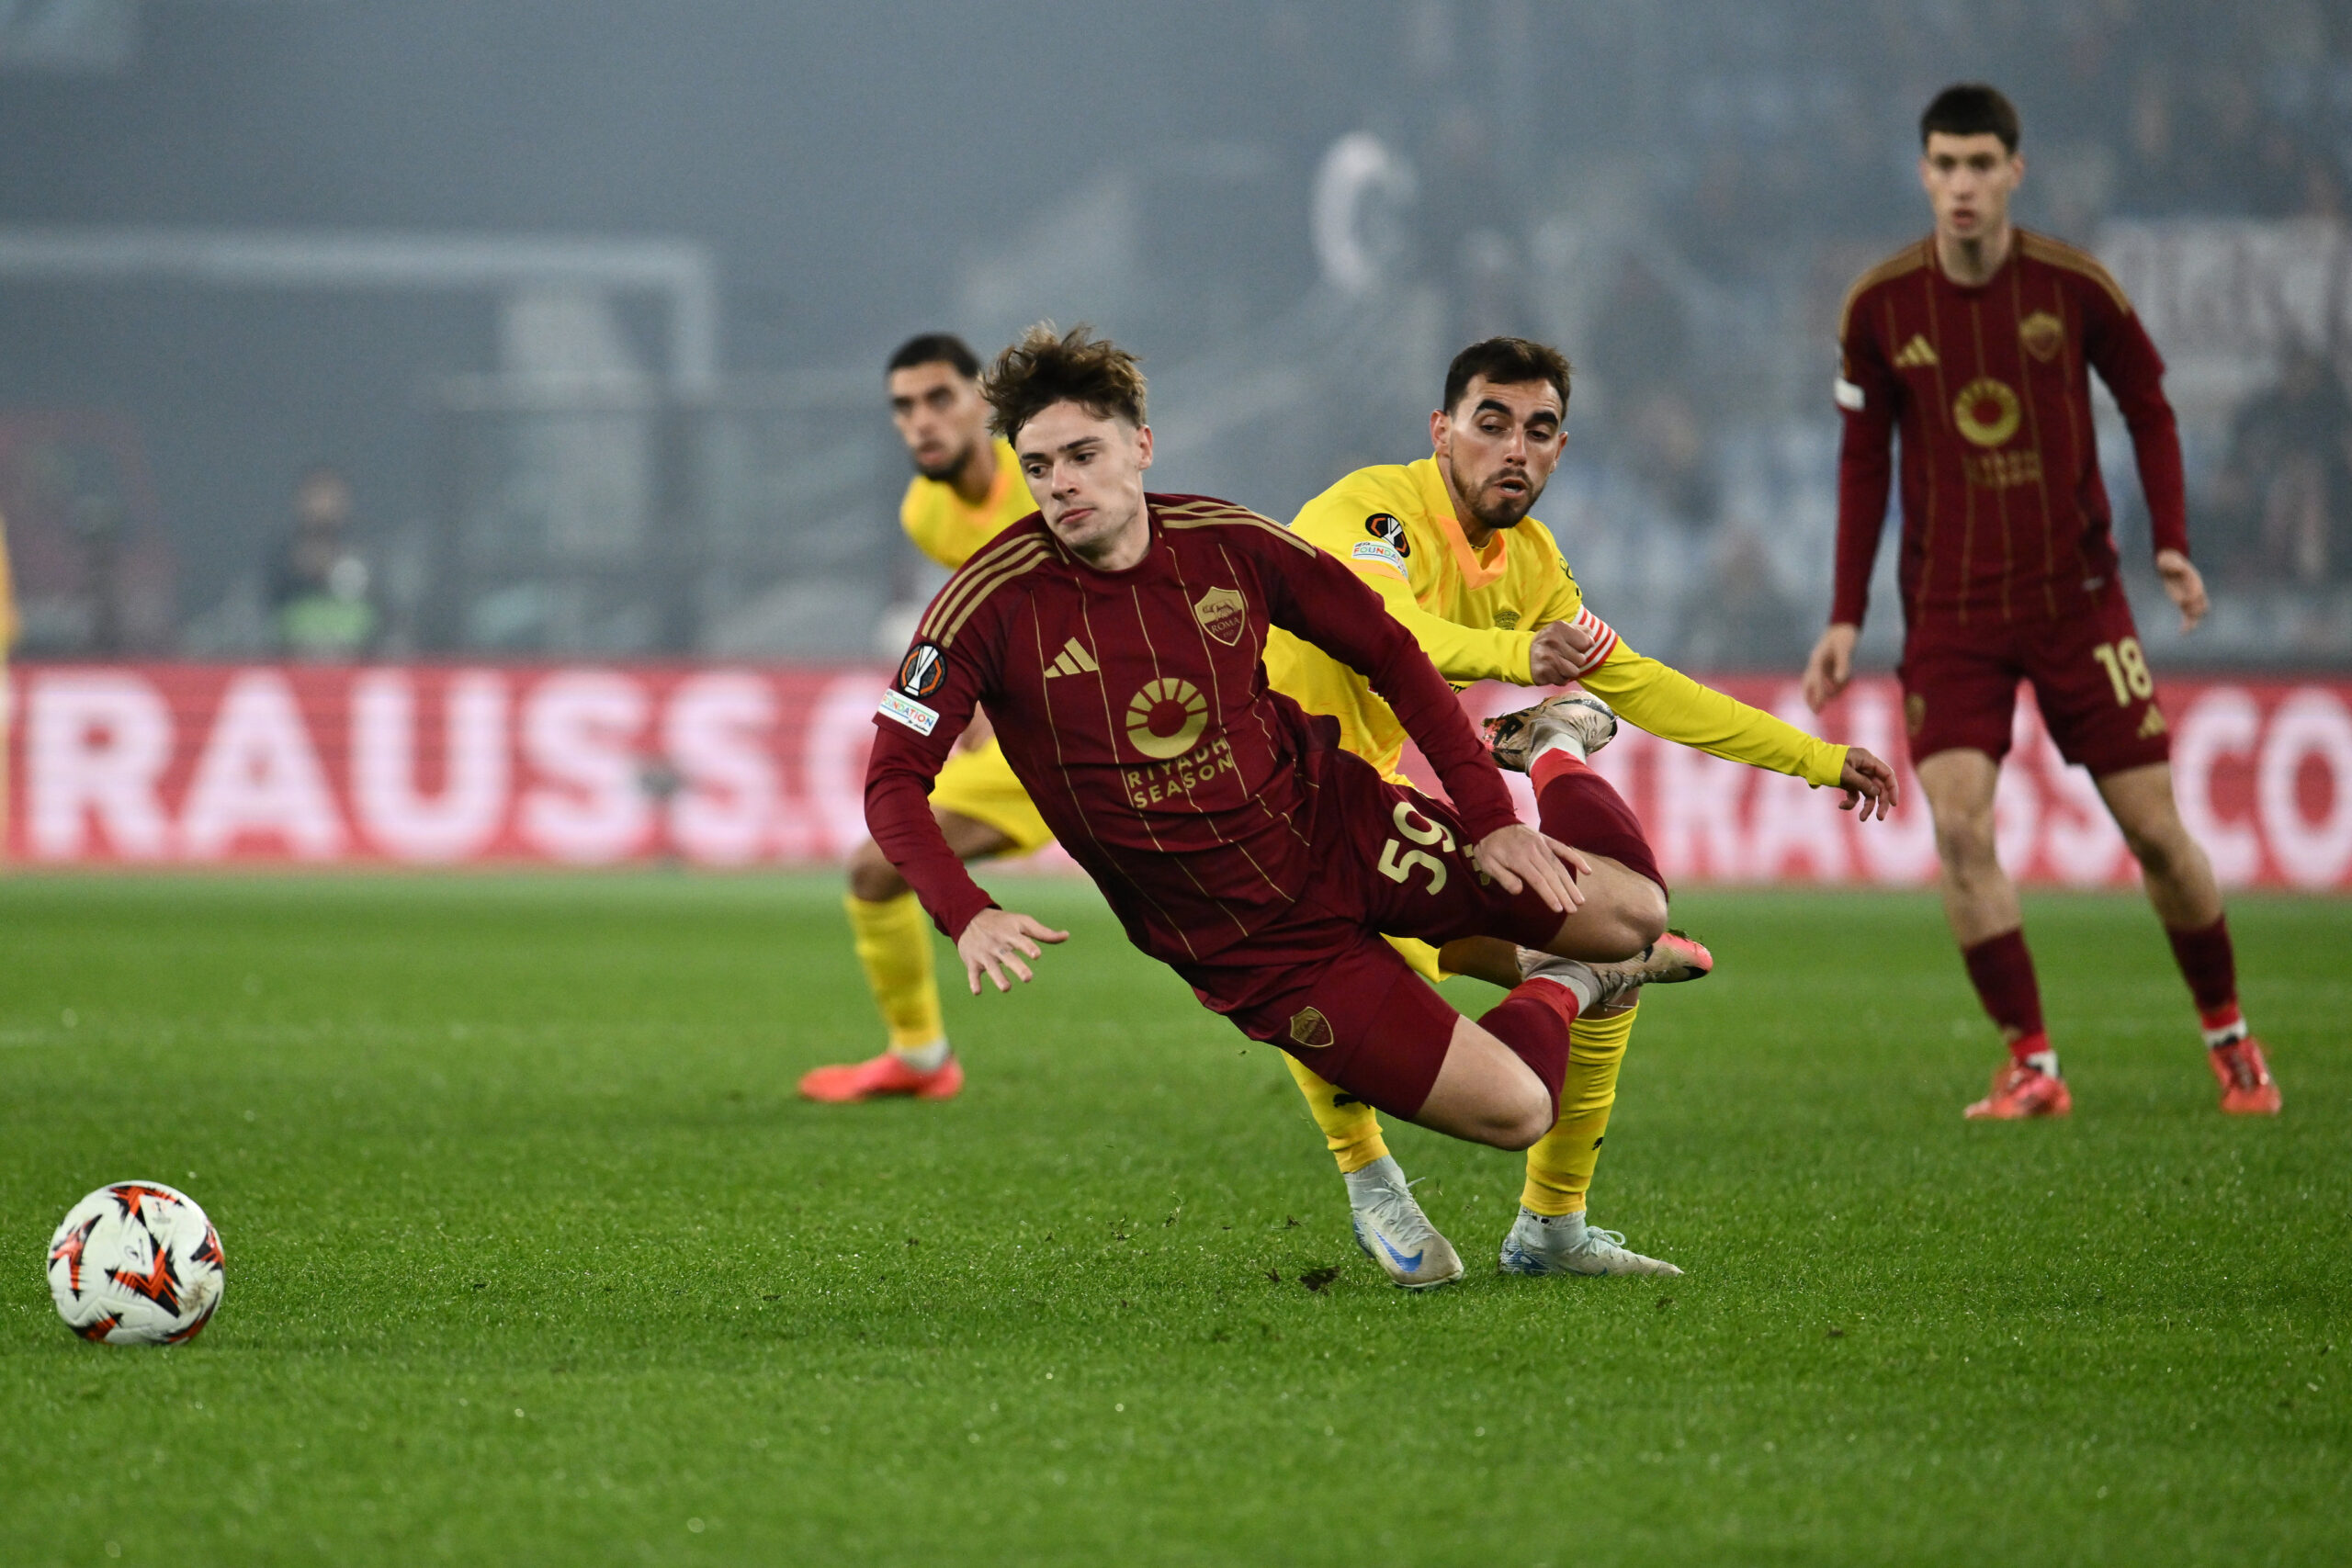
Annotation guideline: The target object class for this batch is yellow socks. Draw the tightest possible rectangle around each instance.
[842,890,944,1052]
[1521,1000,1638,1217]
[1283,1053,1388,1175]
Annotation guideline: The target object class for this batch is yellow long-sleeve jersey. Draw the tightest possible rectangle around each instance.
[1262,457,1849,789]
[899,437,1035,570]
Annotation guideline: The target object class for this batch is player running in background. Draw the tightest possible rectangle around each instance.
[867,325,1900,1265]
[799,334,1051,1102]
[1802,84,2280,1120]
[1268,336,1891,1282]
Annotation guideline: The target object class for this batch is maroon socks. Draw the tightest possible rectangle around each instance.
[1477,980,1577,1117]
[2165,917,2245,1043]
[1529,751,1665,890]
[1962,929,2054,1071]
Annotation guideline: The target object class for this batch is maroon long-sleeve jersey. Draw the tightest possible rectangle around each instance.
[1831,231,2188,631]
[865,493,1521,964]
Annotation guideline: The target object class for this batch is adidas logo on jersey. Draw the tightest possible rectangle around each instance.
[1893,334,1939,369]
[1045,637,1101,678]
[2138,705,2168,739]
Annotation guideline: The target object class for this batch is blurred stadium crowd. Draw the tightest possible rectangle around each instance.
[5,0,2352,670]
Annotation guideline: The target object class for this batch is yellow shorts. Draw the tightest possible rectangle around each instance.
[929,738,1056,856]
[1385,935,1449,983]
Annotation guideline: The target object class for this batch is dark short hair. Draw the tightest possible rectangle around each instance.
[887,333,981,379]
[983,323,1148,442]
[1920,84,2020,153]
[1442,337,1573,417]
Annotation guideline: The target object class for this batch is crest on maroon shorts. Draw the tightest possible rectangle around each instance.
[1288,1008,1335,1049]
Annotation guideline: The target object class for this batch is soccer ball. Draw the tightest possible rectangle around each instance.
[47,1182,225,1346]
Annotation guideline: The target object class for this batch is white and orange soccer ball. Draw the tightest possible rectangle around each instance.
[47,1182,225,1345]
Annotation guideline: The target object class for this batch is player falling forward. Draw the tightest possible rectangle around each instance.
[867,326,1900,1255]
[800,335,1053,1102]
[1267,335,1897,1281]
[1803,84,2280,1119]
[798,334,1586,1215]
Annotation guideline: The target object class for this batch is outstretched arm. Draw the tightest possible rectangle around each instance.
[1573,634,1898,818]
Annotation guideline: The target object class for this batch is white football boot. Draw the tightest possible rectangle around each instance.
[1498,1208,1683,1278]
[1345,1156,1464,1290]
[1482,692,1619,772]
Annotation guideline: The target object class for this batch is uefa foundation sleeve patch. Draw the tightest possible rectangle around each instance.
[877,689,940,735]
[1351,539,1408,573]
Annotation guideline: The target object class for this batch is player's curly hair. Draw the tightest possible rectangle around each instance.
[983,322,1148,441]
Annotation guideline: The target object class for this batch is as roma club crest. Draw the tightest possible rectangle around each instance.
[1364,513,1410,556]
[897,642,946,699]
[2018,310,2064,364]
[1193,586,1247,646]
[1289,1008,1335,1049]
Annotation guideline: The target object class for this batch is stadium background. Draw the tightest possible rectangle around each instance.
[5,0,2352,878]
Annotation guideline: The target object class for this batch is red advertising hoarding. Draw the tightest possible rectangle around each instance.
[5,662,2348,889]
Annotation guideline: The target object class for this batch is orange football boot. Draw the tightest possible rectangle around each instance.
[2208,1037,2281,1115]
[797,1051,964,1103]
[1963,1062,2073,1120]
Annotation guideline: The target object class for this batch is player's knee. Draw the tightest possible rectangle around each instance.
[845,840,909,903]
[1475,1085,1555,1151]
[1627,880,1669,949]
[2118,816,2192,881]
[1930,806,1997,874]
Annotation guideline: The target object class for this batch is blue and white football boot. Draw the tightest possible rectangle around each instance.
[1345,1156,1464,1290]
[1498,1208,1682,1278]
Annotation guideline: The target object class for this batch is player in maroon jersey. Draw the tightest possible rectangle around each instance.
[1803,85,2280,1119]
[873,324,1898,1151]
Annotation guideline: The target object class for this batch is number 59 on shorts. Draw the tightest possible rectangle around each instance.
[1378,801,1454,894]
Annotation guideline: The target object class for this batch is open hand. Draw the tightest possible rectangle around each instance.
[2154,548,2208,634]
[1802,623,1859,713]
[1836,746,1900,822]
[1529,620,1599,686]
[1473,824,1591,915]
[956,908,1069,995]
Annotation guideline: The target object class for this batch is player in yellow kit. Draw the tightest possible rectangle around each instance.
[799,335,1053,1101]
[1265,337,1891,1281]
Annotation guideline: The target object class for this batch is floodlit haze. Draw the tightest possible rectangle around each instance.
[3,1,2347,663]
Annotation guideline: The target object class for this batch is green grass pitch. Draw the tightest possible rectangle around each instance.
[2,872,2346,1566]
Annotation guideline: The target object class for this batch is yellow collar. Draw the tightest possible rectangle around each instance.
[1411,457,1510,591]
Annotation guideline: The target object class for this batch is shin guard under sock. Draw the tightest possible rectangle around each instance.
[1477,979,1578,1117]
[843,890,945,1050]
[2165,917,2244,1041]
[1531,751,1662,887]
[1521,1001,1637,1217]
[1282,1053,1389,1174]
[1961,929,2051,1069]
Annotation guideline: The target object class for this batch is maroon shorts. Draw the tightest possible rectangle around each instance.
[1172,748,1569,1117]
[1899,582,2172,777]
